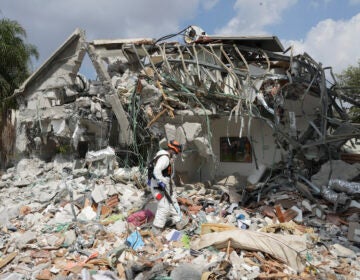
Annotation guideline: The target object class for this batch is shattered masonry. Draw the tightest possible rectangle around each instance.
[11,27,359,183]
[10,23,360,223]
[0,26,359,279]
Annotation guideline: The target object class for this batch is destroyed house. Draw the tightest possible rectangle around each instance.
[3,26,360,280]
[12,26,359,186]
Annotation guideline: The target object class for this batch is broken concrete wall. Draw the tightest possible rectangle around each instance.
[12,29,116,162]
[158,114,281,181]
[10,26,359,192]
[87,38,156,147]
[151,115,278,181]
[15,29,87,108]
[211,116,281,178]
[153,115,215,183]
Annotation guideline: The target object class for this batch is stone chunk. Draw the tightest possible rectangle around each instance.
[170,264,202,280]
[247,164,266,185]
[75,96,91,108]
[164,123,176,141]
[348,222,360,242]
[175,110,194,116]
[15,231,37,249]
[139,79,161,103]
[72,168,88,177]
[331,243,356,259]
[182,122,202,142]
[23,213,43,228]
[311,160,360,187]
[0,273,24,280]
[192,107,212,115]
[1,173,13,181]
[175,126,186,145]
[63,230,76,247]
[48,204,78,225]
[290,206,303,223]
[108,220,127,234]
[14,179,32,187]
[350,200,360,209]
[194,137,212,157]
[77,206,96,221]
[301,199,312,212]
[92,184,107,203]
[0,206,20,225]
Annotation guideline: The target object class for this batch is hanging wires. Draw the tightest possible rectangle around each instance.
[154,25,192,44]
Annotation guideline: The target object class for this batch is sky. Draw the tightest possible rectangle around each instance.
[1,0,360,79]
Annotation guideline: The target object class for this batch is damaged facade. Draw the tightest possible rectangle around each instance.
[13,26,359,189]
[1,26,359,279]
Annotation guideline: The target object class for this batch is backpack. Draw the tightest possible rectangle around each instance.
[147,154,170,181]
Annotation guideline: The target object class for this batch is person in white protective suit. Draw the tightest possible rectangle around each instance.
[149,140,189,234]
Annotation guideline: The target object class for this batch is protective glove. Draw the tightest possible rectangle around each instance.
[157,181,166,190]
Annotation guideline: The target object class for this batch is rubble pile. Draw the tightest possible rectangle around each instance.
[1,155,359,279]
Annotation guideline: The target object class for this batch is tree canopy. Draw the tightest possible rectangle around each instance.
[336,60,360,122]
[337,60,360,91]
[0,18,39,110]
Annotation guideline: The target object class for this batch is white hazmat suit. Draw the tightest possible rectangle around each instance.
[149,149,182,228]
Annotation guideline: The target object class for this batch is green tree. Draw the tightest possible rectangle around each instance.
[0,18,39,113]
[0,18,39,168]
[337,60,360,87]
[336,60,360,123]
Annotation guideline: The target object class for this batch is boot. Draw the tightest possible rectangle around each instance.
[151,225,162,235]
[176,215,190,230]
[165,219,176,228]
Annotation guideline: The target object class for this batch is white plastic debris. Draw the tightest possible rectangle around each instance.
[77,206,97,221]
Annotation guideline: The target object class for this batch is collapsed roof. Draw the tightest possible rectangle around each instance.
[12,26,359,199]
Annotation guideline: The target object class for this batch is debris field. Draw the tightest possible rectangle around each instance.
[1,26,359,279]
